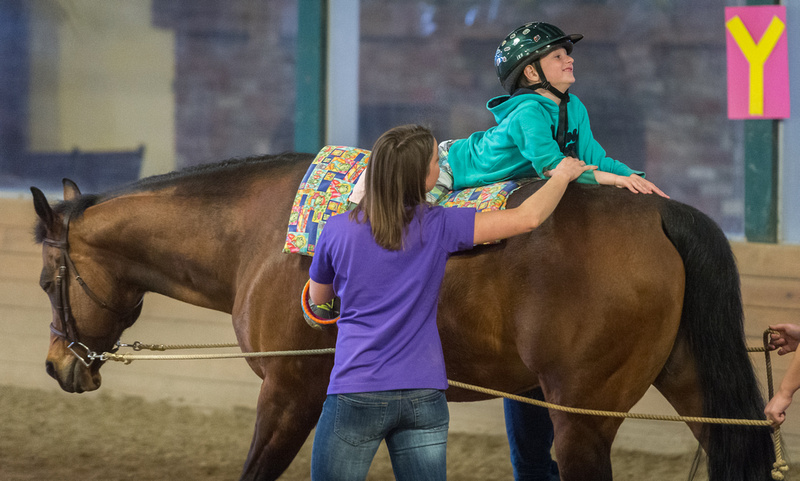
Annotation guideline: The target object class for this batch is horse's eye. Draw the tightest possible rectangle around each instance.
[40,281,52,292]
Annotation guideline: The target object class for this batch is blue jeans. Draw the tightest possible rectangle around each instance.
[504,387,560,481]
[311,389,449,481]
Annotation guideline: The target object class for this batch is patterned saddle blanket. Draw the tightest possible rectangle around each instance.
[282,145,533,256]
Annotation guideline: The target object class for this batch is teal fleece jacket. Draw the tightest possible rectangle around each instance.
[447,92,644,190]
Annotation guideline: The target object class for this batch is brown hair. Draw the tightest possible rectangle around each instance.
[351,124,434,251]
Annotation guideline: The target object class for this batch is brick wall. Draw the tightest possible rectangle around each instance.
[151,0,298,167]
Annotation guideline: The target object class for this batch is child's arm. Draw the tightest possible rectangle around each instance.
[594,170,669,198]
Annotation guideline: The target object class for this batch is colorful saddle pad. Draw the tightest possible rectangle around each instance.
[438,179,530,211]
[283,146,370,255]
[283,146,533,256]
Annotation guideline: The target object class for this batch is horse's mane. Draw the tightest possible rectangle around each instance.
[33,151,312,244]
[116,151,310,196]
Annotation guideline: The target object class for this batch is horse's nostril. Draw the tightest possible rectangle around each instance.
[45,360,56,380]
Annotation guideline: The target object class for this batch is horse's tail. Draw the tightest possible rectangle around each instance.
[659,200,775,481]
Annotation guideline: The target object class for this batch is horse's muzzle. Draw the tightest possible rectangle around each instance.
[45,353,102,393]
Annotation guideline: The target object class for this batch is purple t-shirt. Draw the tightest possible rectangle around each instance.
[309,205,476,394]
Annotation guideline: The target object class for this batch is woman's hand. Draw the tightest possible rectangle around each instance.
[765,391,792,426]
[768,324,800,355]
[548,156,597,182]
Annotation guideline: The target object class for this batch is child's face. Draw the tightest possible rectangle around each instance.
[531,47,575,92]
[425,140,440,192]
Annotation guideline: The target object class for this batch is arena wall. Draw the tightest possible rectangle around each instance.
[2,196,797,456]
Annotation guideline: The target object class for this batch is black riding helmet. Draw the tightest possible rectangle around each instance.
[495,22,583,95]
[495,22,583,157]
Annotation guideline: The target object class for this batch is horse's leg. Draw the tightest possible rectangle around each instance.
[526,327,677,481]
[518,241,685,481]
[540,359,649,481]
[239,358,331,481]
[548,410,620,480]
[652,335,706,442]
[230,254,334,480]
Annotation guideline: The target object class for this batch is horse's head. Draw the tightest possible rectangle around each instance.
[31,180,144,393]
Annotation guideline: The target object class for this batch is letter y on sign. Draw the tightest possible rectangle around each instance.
[726,6,790,119]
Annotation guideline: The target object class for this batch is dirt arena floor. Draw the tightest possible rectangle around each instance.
[0,384,724,481]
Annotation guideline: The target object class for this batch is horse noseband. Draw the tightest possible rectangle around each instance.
[43,210,144,367]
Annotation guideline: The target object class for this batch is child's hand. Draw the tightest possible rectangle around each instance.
[615,174,669,198]
[549,156,597,182]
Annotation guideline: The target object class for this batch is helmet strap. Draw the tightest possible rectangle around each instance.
[555,95,574,157]
[529,60,569,101]
[529,60,573,156]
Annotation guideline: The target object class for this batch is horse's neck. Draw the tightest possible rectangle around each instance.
[80,193,241,313]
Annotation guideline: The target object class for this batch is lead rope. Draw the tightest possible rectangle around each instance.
[762,330,789,480]
[444,379,771,426]
[118,341,239,351]
[102,341,334,364]
[106,332,787,478]
[112,340,775,429]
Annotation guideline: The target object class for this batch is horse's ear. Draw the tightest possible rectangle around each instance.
[62,178,81,201]
[30,186,55,229]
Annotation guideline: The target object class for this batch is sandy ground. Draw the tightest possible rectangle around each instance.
[0,384,725,481]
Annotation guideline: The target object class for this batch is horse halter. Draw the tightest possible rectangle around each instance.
[43,210,144,367]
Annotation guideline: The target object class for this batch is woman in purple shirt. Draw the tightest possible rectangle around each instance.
[308,124,593,480]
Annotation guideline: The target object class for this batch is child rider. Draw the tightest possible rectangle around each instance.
[439,22,668,200]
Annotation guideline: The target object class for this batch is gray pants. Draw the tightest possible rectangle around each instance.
[426,140,455,204]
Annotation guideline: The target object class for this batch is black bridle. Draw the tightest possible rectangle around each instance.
[43,210,144,367]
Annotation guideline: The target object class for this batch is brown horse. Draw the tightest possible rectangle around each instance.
[31,152,773,480]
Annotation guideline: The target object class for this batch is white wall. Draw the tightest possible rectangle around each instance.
[27,0,176,178]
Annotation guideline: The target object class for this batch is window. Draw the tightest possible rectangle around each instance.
[0,0,297,195]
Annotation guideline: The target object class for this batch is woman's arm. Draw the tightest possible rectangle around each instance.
[765,353,800,425]
[765,324,800,425]
[473,158,595,245]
